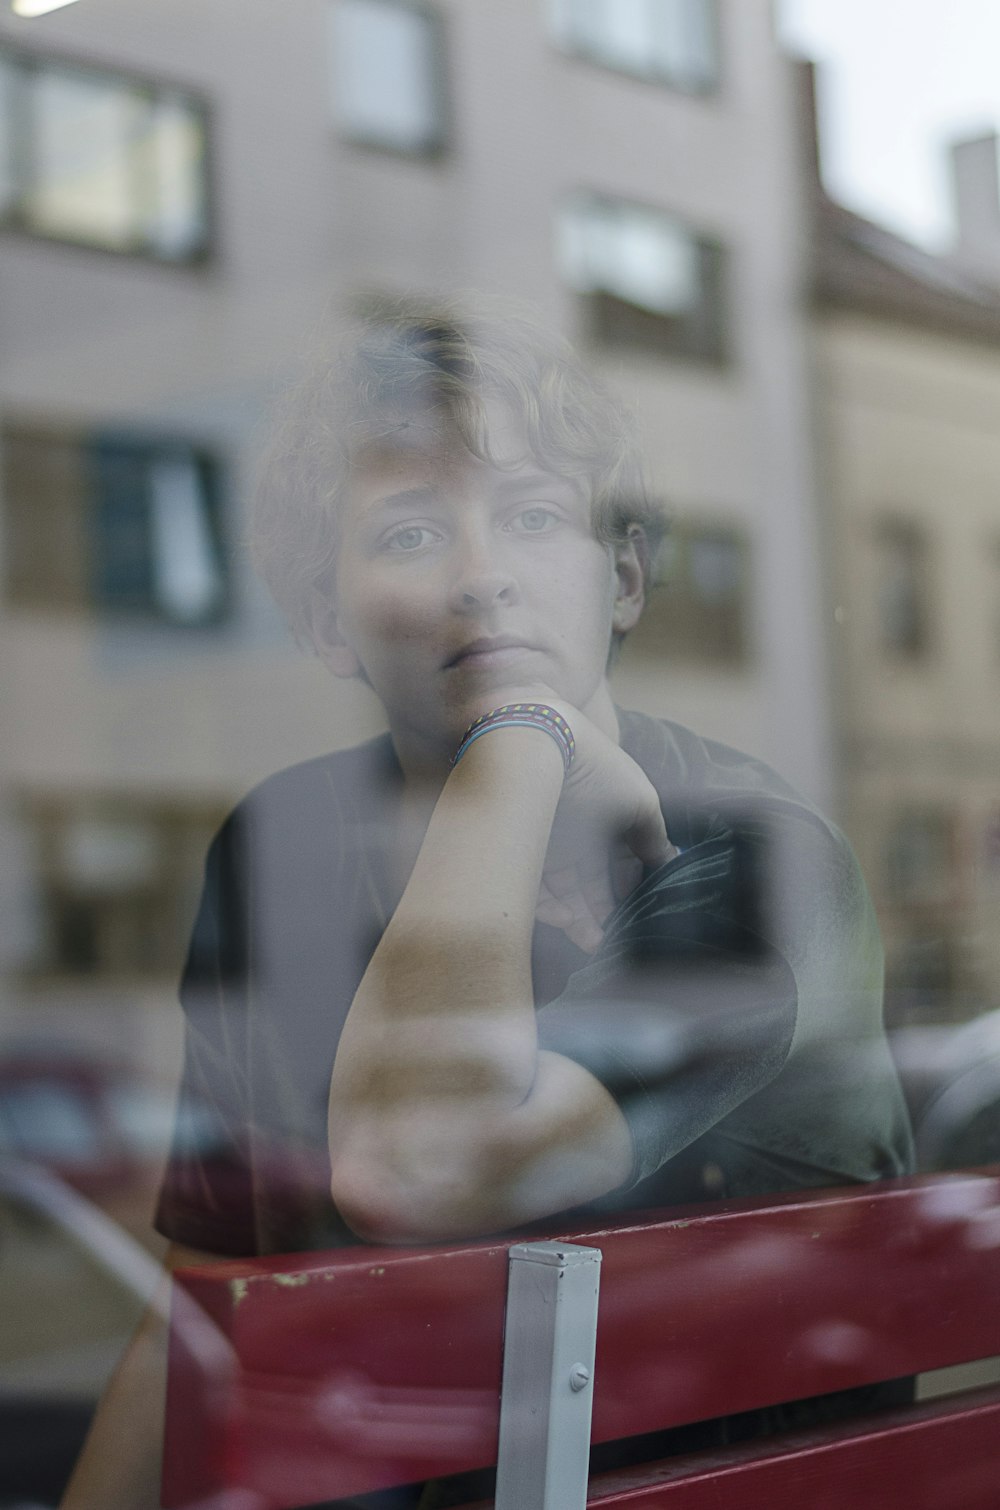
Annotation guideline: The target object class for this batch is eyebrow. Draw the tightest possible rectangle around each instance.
[360,470,581,515]
[491,471,579,498]
[360,485,438,515]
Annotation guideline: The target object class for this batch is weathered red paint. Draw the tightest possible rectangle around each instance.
[584,1387,1000,1508]
[163,1169,1000,1509]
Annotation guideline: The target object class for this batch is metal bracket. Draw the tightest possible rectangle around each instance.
[495,1240,603,1510]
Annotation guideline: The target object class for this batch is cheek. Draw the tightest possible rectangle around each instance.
[344,575,442,653]
[548,555,616,638]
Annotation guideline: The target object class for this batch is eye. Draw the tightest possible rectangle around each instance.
[382,524,441,553]
[508,506,560,535]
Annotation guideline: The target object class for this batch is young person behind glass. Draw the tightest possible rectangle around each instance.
[62,303,913,1509]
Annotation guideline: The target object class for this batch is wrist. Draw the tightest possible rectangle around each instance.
[446,718,567,801]
[451,699,576,776]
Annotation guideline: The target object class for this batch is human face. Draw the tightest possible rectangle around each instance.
[324,411,642,772]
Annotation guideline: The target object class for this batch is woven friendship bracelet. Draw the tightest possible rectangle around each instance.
[450,702,576,775]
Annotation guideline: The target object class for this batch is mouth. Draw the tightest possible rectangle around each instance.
[445,636,539,670]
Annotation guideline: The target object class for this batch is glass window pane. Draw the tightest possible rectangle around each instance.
[24,67,149,250]
[147,94,207,259]
[149,454,224,623]
[559,197,699,315]
[333,0,443,152]
[876,520,930,658]
[620,521,750,667]
[550,0,718,89]
[89,443,154,607]
[651,0,717,88]
[593,0,654,73]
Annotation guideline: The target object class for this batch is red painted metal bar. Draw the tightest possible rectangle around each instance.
[163,1170,1000,1509]
[582,1386,1000,1509]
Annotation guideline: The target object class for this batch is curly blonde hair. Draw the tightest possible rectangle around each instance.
[253,296,667,649]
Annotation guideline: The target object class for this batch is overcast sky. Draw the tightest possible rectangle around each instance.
[778,0,1000,249]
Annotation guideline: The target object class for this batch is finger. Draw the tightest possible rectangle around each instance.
[538,887,604,952]
[581,868,618,929]
[535,892,575,928]
[561,912,605,954]
[624,801,676,873]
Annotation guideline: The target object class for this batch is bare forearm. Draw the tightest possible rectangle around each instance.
[335,728,563,1091]
[60,1311,168,1510]
[60,1244,220,1510]
[327,727,632,1238]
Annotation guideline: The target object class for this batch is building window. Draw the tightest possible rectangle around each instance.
[2,425,228,626]
[548,0,718,92]
[558,194,728,363]
[329,0,447,154]
[874,518,931,659]
[621,518,750,667]
[20,797,226,981]
[0,46,209,261]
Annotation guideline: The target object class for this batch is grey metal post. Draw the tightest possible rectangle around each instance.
[494,1241,603,1510]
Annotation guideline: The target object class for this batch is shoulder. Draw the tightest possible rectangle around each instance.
[618,708,813,808]
[614,708,876,955]
[617,708,854,860]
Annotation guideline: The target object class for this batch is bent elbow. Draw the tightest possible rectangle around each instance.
[329,1154,461,1245]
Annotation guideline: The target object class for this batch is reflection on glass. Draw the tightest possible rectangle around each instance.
[1,1083,102,1165]
[27,70,147,250]
[621,519,750,666]
[332,0,445,153]
[0,48,208,259]
[559,194,699,315]
[549,0,718,90]
[149,455,224,623]
[149,94,207,259]
[59,815,161,893]
[875,518,930,660]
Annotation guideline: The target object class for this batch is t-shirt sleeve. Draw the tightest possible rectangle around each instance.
[154,812,259,1256]
[534,813,805,1187]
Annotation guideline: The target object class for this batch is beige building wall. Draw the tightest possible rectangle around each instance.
[815,312,1000,1020]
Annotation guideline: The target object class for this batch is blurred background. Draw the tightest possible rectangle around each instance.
[2,0,1000,1502]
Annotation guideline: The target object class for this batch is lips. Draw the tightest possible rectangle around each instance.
[445,636,538,669]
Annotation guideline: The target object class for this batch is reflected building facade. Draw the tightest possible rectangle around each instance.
[806,75,1000,1026]
[0,0,827,1088]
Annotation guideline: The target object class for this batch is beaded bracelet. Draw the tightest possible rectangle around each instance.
[450,702,576,775]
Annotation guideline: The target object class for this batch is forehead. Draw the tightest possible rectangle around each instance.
[344,400,579,505]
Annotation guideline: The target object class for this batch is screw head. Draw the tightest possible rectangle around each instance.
[569,1363,591,1392]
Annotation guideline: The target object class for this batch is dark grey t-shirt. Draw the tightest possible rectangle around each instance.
[155,711,913,1256]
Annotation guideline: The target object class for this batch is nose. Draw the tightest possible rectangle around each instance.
[448,535,520,614]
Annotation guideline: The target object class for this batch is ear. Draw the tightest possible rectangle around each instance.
[611,530,646,636]
[307,587,362,680]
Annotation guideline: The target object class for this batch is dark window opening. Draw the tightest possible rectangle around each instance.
[2,425,229,626]
[621,518,751,667]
